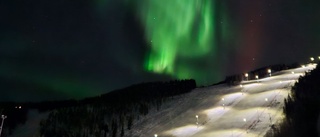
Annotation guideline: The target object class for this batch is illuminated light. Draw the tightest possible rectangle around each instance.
[154,134,158,137]
[280,81,282,83]
[255,75,259,79]
[1,115,7,119]
[318,56,320,60]
[310,57,315,61]
[268,69,272,77]
[195,115,199,127]
[222,98,225,101]
[1,114,7,136]
[302,65,305,68]
[265,98,268,101]
[230,108,281,128]
[240,84,243,88]
[245,73,249,81]
[19,106,21,109]
[291,71,294,74]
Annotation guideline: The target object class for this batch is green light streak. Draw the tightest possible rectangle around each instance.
[138,0,215,80]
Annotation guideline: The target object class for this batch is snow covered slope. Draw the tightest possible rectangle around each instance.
[129,64,316,137]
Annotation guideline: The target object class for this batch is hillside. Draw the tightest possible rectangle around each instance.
[1,80,196,137]
[0,63,316,137]
[129,64,315,137]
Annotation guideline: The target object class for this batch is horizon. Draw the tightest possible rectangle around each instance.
[0,61,311,103]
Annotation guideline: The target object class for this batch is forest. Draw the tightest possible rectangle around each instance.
[224,63,300,85]
[0,79,196,137]
[266,62,320,137]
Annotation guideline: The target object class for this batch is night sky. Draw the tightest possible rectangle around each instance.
[1,0,320,101]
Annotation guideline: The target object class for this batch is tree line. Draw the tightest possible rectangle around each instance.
[224,63,300,85]
[265,63,320,137]
[38,79,196,137]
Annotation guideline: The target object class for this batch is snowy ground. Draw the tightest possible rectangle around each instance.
[129,64,317,137]
[9,109,49,137]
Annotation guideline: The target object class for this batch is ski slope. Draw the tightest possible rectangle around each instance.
[129,64,316,137]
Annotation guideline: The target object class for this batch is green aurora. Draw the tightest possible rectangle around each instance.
[136,0,228,84]
[94,0,232,84]
[1,0,318,101]
[0,0,232,101]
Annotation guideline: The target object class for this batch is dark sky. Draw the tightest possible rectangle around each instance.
[1,0,320,101]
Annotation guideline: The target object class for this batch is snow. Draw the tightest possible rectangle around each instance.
[130,64,316,137]
[9,109,49,137]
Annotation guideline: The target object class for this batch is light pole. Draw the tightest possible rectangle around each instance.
[240,84,244,95]
[268,113,272,125]
[222,98,225,109]
[245,73,249,81]
[243,118,248,133]
[0,115,7,137]
[268,69,272,77]
[196,115,199,127]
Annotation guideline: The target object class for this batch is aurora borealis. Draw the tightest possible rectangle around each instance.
[139,0,214,77]
[1,0,320,101]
